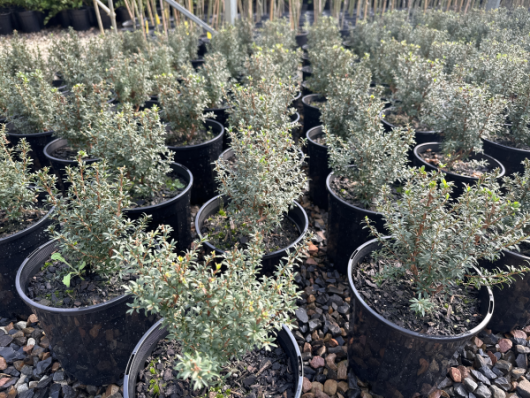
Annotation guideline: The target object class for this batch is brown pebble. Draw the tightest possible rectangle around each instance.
[328,338,339,347]
[474,337,484,348]
[0,358,6,371]
[458,365,471,380]
[309,356,325,369]
[302,377,312,393]
[303,343,312,353]
[487,351,497,366]
[27,314,38,324]
[499,338,513,353]
[448,367,461,383]
[41,352,51,360]
[51,362,61,372]
[308,244,318,254]
[512,330,528,340]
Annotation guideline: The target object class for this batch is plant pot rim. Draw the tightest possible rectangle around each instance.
[123,319,303,398]
[6,129,54,138]
[16,239,131,316]
[124,162,193,214]
[482,136,530,155]
[380,107,439,134]
[347,237,495,341]
[205,104,232,112]
[306,125,326,149]
[195,195,309,259]
[293,91,302,102]
[302,94,325,110]
[413,142,506,180]
[44,137,100,164]
[296,30,308,36]
[0,206,54,245]
[166,118,224,151]
[326,171,383,217]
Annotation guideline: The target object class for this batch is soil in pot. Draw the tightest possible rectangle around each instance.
[0,205,48,239]
[135,338,298,398]
[353,255,484,336]
[202,212,300,253]
[128,173,187,208]
[419,148,492,178]
[165,124,215,147]
[49,144,93,161]
[26,254,129,309]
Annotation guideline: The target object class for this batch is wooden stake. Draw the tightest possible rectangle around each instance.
[146,0,155,27]
[93,0,105,34]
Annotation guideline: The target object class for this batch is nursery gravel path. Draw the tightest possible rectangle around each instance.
[3,184,530,398]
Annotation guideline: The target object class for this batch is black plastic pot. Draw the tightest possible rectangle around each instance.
[326,172,385,274]
[69,8,91,31]
[89,6,111,29]
[292,91,302,108]
[16,10,43,33]
[347,238,494,398]
[191,58,205,70]
[483,137,530,176]
[59,10,71,28]
[16,240,156,385]
[301,52,310,67]
[198,37,209,58]
[0,207,54,319]
[123,320,303,398]
[0,9,14,35]
[115,6,131,22]
[6,129,54,172]
[301,81,313,97]
[380,107,440,161]
[479,247,530,333]
[167,119,224,204]
[205,105,231,147]
[306,126,330,209]
[413,142,506,198]
[195,195,308,274]
[296,30,308,48]
[302,65,312,81]
[290,112,303,143]
[302,94,325,134]
[124,163,193,252]
[43,138,100,193]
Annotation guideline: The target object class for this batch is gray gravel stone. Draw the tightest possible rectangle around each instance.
[464,378,478,393]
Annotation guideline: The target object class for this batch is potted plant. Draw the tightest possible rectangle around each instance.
[121,233,306,397]
[14,0,46,32]
[107,53,154,112]
[207,25,247,79]
[414,78,507,197]
[3,69,58,171]
[195,123,308,272]
[166,23,204,71]
[44,82,110,188]
[303,45,355,133]
[199,52,233,129]
[91,104,193,252]
[0,125,54,319]
[347,167,530,397]
[479,158,530,332]
[256,18,297,49]
[325,71,414,273]
[155,70,224,204]
[67,0,92,31]
[307,57,371,209]
[380,52,444,148]
[17,158,156,385]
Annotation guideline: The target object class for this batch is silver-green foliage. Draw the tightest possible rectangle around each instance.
[327,92,414,208]
[0,126,38,221]
[37,159,146,278]
[307,16,342,49]
[503,159,530,215]
[166,24,201,70]
[392,52,444,122]
[156,71,213,143]
[0,32,49,80]
[208,25,246,78]
[107,53,154,111]
[91,105,172,199]
[123,232,304,390]
[307,45,355,96]
[216,125,305,236]
[256,19,297,49]
[52,83,112,152]
[198,52,232,109]
[368,167,530,314]
[5,70,58,135]
[371,39,419,90]
[421,79,506,165]
[229,53,297,131]
[429,40,477,75]
[249,45,302,84]
[322,56,375,139]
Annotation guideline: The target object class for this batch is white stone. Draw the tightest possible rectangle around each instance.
[28,381,39,389]
[15,375,27,389]
[15,321,27,330]
[26,338,36,347]
[17,384,29,394]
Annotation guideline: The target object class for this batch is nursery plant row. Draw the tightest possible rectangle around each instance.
[2,8,530,398]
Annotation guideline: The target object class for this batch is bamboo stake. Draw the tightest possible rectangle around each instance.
[363,0,368,20]
[123,0,135,24]
[391,0,394,12]
[173,6,178,25]
[159,0,168,35]
[133,0,147,38]
[146,0,155,27]
[93,0,105,34]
